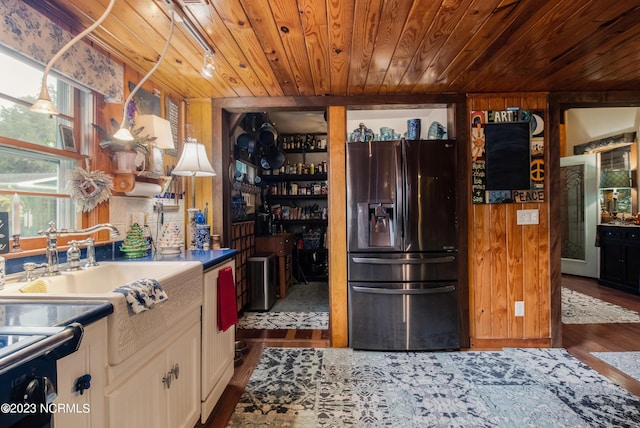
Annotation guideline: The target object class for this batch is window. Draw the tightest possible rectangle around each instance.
[0,49,90,237]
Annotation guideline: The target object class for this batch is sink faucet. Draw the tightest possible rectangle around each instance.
[38,221,120,276]
[66,238,101,271]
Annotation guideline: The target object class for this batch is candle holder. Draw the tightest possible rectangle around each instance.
[11,234,22,252]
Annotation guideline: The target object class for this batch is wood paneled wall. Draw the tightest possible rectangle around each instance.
[467,93,552,349]
[327,105,348,347]
[188,99,222,237]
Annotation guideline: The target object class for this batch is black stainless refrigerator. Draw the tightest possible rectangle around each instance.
[346,139,459,351]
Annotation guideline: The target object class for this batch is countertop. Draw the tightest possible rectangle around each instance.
[0,300,113,373]
[112,247,237,270]
[0,300,114,329]
[0,247,236,371]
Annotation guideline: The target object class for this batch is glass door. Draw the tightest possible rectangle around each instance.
[560,154,599,278]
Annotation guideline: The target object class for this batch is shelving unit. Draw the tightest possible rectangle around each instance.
[277,219,328,226]
[260,138,329,281]
[266,194,327,201]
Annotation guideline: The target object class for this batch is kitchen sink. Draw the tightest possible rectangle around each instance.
[0,261,203,365]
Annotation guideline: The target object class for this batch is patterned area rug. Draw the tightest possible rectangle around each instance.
[562,287,640,324]
[238,282,329,330]
[237,311,328,330]
[227,347,640,427]
[592,352,640,383]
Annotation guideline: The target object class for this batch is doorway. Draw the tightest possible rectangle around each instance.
[231,110,330,331]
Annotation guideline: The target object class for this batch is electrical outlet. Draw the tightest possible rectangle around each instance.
[515,301,525,317]
[516,209,539,225]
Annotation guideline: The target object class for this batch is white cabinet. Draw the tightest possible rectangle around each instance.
[166,322,200,428]
[54,257,236,427]
[55,318,108,428]
[105,321,201,428]
[201,259,236,423]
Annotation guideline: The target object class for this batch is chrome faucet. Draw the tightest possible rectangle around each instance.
[66,238,100,271]
[38,222,120,276]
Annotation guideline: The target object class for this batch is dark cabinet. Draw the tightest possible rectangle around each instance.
[598,225,640,294]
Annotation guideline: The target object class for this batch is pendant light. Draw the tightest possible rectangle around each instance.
[113,7,180,141]
[31,0,116,115]
[200,50,215,79]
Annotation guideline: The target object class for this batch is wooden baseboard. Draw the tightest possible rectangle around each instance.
[470,338,552,350]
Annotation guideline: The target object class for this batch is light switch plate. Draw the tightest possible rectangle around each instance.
[515,301,525,317]
[516,209,539,225]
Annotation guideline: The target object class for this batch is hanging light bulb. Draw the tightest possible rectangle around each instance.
[31,0,115,115]
[200,51,215,79]
[114,7,178,141]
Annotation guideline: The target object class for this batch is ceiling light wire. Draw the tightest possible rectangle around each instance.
[114,7,178,141]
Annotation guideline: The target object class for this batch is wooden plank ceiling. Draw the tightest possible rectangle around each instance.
[39,0,640,100]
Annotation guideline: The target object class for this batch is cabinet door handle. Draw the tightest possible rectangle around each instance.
[73,374,92,395]
[162,371,172,389]
[172,363,180,380]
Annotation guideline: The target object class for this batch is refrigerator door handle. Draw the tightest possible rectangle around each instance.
[352,256,456,265]
[395,143,407,247]
[352,285,456,295]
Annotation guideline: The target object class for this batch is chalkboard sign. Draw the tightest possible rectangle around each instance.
[485,122,530,190]
[0,212,8,254]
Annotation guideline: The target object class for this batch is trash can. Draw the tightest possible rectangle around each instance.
[247,253,277,311]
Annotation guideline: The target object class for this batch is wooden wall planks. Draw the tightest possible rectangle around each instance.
[467,93,551,349]
[327,105,348,347]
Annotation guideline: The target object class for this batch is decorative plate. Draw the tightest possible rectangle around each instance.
[158,246,182,255]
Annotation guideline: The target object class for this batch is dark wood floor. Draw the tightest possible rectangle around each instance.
[200,275,640,428]
[561,274,640,397]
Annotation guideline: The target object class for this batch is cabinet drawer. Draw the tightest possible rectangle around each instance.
[626,230,640,240]
[601,229,622,240]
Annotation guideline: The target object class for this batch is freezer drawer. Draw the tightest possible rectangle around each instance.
[348,252,457,282]
[348,281,460,351]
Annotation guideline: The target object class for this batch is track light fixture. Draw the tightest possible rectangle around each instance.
[200,51,215,79]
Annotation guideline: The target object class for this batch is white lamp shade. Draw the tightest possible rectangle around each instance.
[173,140,216,176]
[136,115,175,149]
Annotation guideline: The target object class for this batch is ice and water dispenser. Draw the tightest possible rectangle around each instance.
[356,202,396,249]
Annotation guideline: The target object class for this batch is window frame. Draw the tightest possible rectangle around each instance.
[0,50,93,251]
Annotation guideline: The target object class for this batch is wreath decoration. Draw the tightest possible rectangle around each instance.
[66,162,114,212]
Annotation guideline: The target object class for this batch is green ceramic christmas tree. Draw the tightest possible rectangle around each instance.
[120,223,149,258]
